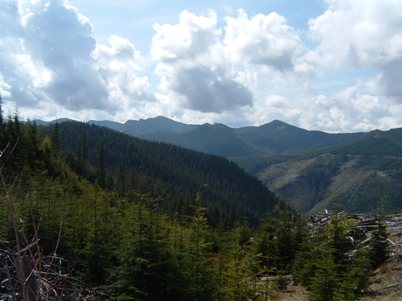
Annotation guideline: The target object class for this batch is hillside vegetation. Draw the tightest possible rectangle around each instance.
[55,121,276,226]
[38,117,402,215]
[245,129,402,214]
[0,110,395,300]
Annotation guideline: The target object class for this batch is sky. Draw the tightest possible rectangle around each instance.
[1,0,402,132]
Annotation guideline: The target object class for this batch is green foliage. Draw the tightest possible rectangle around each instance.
[0,113,385,300]
[252,203,301,275]
[275,275,290,291]
[294,214,371,301]
[369,214,389,268]
[53,121,276,226]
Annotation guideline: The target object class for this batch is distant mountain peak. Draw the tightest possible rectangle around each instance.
[260,119,294,130]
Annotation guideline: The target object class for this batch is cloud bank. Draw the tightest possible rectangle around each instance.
[0,0,402,131]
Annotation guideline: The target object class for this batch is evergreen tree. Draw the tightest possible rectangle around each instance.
[369,214,389,268]
[51,121,59,152]
[309,246,342,301]
[97,142,106,187]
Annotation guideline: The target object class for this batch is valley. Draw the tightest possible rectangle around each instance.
[39,116,402,215]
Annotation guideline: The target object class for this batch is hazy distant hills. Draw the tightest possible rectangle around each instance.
[142,119,364,157]
[88,116,197,136]
[36,116,363,157]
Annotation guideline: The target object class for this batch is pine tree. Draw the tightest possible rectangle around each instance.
[309,246,342,301]
[369,214,389,268]
[345,247,371,298]
[97,142,106,187]
[51,121,59,152]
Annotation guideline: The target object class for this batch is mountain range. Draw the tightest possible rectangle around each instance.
[37,116,363,157]
[37,116,402,214]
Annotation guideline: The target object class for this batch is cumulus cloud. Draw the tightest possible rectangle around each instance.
[300,81,401,132]
[22,0,110,111]
[0,0,45,107]
[309,0,402,102]
[170,65,253,113]
[153,10,253,113]
[250,78,402,133]
[95,35,156,104]
[152,10,220,63]
[0,0,155,117]
[224,9,311,74]
[310,0,402,67]
[2,1,402,132]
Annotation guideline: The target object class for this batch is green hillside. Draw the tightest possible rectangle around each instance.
[142,119,363,157]
[143,122,263,157]
[236,120,362,154]
[246,128,402,214]
[0,112,390,301]
[55,121,276,225]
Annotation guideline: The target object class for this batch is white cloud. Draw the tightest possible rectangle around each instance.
[309,0,402,104]
[1,1,402,132]
[22,0,110,111]
[224,9,312,74]
[307,82,402,132]
[246,75,402,133]
[0,0,46,107]
[310,0,402,67]
[152,10,220,63]
[0,0,156,120]
[248,94,302,127]
[152,10,254,113]
[95,35,156,106]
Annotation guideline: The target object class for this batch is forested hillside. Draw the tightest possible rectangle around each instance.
[0,111,394,300]
[54,121,276,226]
[241,128,402,214]
[140,119,363,157]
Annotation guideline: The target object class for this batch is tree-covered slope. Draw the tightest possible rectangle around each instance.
[141,119,363,157]
[0,112,389,301]
[56,121,276,225]
[235,120,363,154]
[246,128,402,214]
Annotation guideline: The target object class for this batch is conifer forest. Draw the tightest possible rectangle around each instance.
[0,106,394,301]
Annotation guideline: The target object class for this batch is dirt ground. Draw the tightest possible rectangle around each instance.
[271,285,309,301]
[271,256,402,301]
[361,255,402,301]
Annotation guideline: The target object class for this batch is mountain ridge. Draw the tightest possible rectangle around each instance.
[34,116,366,157]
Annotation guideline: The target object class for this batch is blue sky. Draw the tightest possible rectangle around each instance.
[69,0,324,50]
[1,0,402,132]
